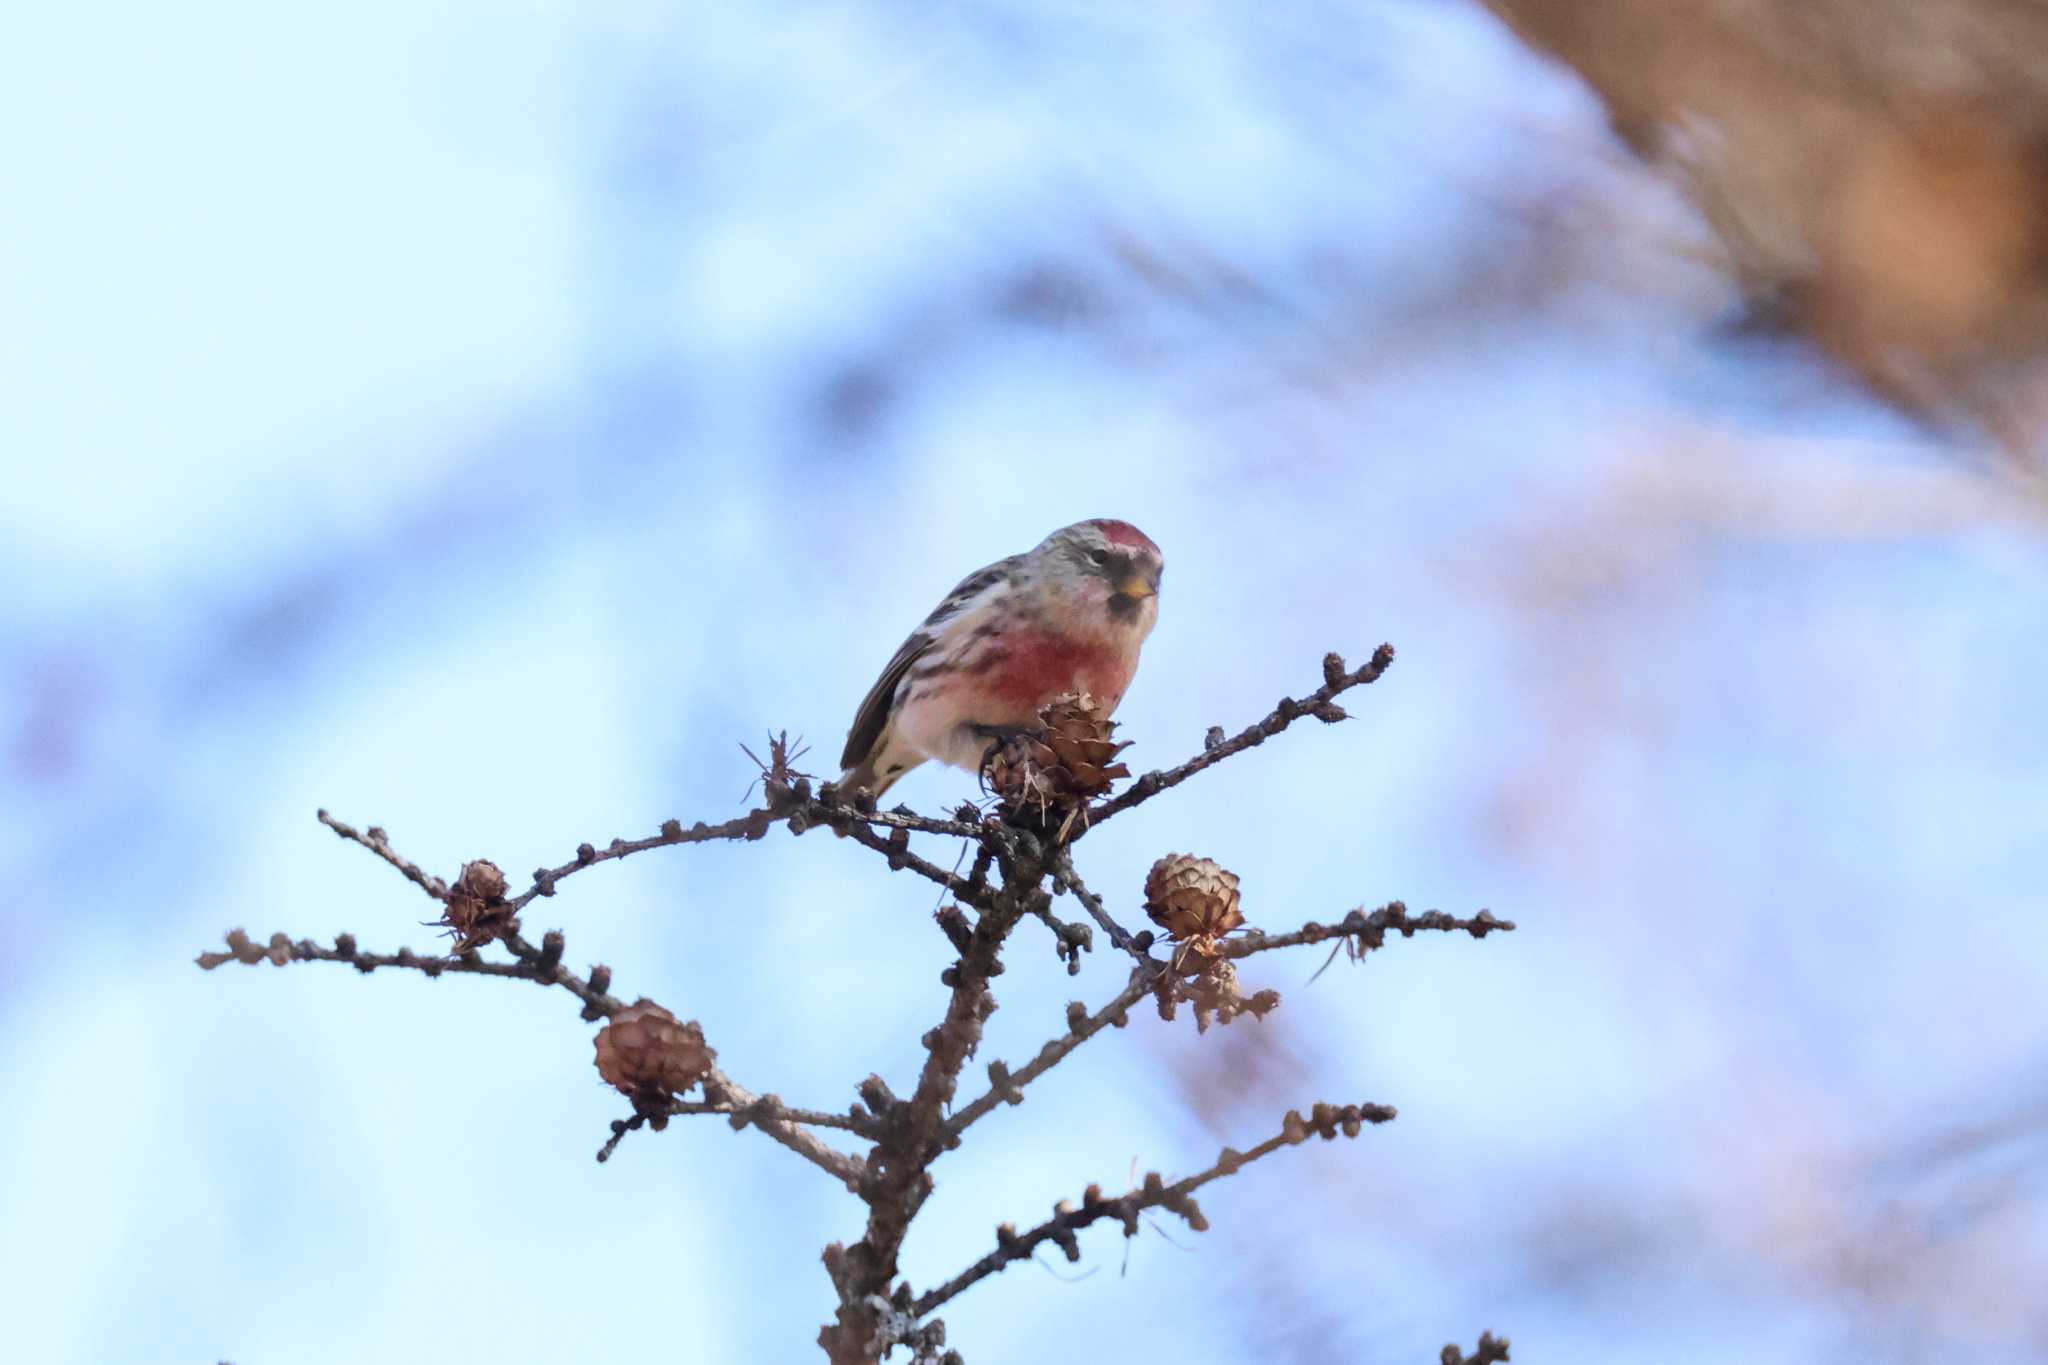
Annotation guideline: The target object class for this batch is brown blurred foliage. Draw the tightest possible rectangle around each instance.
[1482,0,2048,461]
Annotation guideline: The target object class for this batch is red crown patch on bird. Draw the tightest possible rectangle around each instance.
[1090,519,1159,556]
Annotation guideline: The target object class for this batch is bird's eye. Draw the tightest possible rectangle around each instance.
[1088,549,1110,565]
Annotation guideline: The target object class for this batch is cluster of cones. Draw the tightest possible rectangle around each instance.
[1142,852,1269,1029]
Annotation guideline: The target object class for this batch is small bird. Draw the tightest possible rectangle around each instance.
[839,519,1164,797]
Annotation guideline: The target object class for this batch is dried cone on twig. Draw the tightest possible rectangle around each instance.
[437,859,514,953]
[983,693,1132,831]
[594,1000,716,1118]
[1144,853,1244,968]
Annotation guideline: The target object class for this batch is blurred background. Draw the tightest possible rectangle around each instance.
[5,0,2047,1361]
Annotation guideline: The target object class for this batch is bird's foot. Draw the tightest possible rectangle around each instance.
[970,722,1045,778]
[968,722,1043,745]
[970,722,1046,754]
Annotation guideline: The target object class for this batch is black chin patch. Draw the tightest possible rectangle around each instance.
[1107,592,1143,621]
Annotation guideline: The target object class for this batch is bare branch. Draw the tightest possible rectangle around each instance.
[652,1095,878,1136]
[197,925,543,981]
[197,923,868,1189]
[1019,896,1096,974]
[946,967,1160,1139]
[597,1112,649,1163]
[599,1092,878,1164]
[1221,901,1514,960]
[509,799,991,911]
[1049,851,1150,963]
[1083,645,1396,827]
[317,809,448,901]
[490,929,871,1190]
[823,836,1053,1364]
[509,810,783,910]
[913,1100,1397,1316]
[248,641,1514,1361]
[814,805,996,906]
[320,785,994,926]
[823,802,991,843]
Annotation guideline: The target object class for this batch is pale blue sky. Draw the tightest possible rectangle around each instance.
[4,3,2045,1363]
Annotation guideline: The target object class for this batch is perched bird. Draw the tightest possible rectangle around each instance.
[839,519,1163,798]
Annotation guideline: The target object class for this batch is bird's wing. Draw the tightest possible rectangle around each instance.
[840,554,1022,774]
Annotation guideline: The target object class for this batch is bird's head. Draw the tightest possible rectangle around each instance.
[1031,518,1164,635]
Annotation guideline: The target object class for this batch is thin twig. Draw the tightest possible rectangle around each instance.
[652,1096,878,1136]
[597,1112,648,1163]
[1020,897,1096,973]
[827,803,991,842]
[1082,645,1396,829]
[198,926,539,980]
[508,811,783,911]
[506,799,990,912]
[492,928,870,1190]
[813,802,997,907]
[913,1100,1397,1315]
[317,809,449,900]
[1050,851,1148,962]
[321,785,994,927]
[196,920,868,1190]
[946,966,1161,1139]
[1221,901,1513,960]
[599,1094,879,1163]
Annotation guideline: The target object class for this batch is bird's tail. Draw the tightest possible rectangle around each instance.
[830,762,909,838]
[838,761,905,801]
[839,720,922,802]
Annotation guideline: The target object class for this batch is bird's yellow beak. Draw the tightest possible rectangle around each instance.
[1116,574,1156,601]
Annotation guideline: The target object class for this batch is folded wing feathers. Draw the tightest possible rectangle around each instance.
[839,554,1024,779]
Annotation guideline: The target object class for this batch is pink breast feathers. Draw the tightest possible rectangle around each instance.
[977,628,1135,713]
